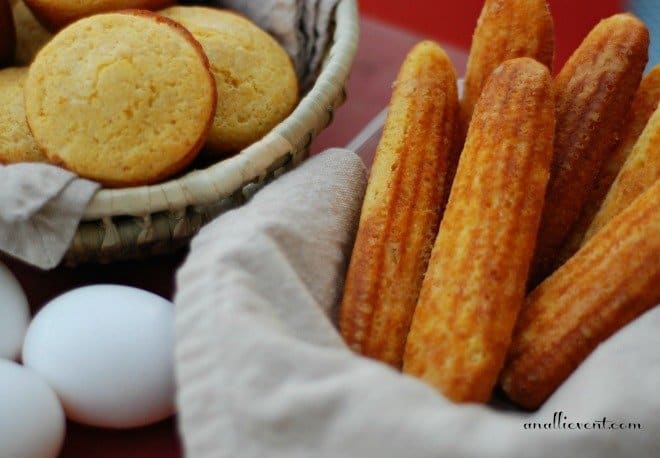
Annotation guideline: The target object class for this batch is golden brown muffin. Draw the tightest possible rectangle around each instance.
[0,67,46,163]
[339,41,459,369]
[12,0,52,64]
[23,0,174,31]
[0,0,16,67]
[501,179,660,410]
[530,14,649,285]
[160,6,299,157]
[403,58,555,403]
[460,0,554,132]
[24,11,216,187]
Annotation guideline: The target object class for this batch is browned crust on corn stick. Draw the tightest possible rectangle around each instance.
[501,179,660,410]
[460,0,554,132]
[583,103,660,241]
[530,14,649,285]
[403,58,554,403]
[555,65,660,269]
[339,41,459,368]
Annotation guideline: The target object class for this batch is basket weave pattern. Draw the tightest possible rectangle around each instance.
[64,0,359,265]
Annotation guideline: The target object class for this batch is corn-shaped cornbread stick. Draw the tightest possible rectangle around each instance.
[460,0,554,130]
[530,14,649,284]
[501,179,660,410]
[583,103,660,241]
[339,41,458,368]
[555,65,660,268]
[402,58,554,403]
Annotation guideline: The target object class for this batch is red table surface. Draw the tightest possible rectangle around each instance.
[4,2,624,456]
[359,0,624,71]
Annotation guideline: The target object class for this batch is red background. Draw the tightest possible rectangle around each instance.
[359,0,623,70]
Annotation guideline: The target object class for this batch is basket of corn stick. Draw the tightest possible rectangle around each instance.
[339,0,658,410]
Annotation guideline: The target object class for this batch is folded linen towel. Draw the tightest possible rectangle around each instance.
[174,149,660,458]
[0,163,98,269]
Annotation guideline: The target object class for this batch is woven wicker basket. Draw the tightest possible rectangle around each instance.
[64,0,359,265]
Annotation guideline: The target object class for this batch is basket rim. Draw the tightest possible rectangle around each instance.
[81,0,359,220]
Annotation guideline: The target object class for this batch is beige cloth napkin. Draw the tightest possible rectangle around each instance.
[174,148,660,458]
[0,163,98,269]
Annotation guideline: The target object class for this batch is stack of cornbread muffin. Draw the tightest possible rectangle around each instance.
[0,0,299,187]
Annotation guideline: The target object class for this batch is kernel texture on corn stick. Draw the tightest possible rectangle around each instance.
[460,0,554,129]
[531,14,649,284]
[555,64,660,268]
[403,58,555,403]
[339,41,458,368]
[584,103,660,241]
[501,179,660,410]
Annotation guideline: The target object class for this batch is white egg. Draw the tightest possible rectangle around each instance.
[22,284,176,429]
[0,261,30,360]
[0,360,65,458]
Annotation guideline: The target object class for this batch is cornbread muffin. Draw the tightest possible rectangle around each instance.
[0,0,16,67]
[12,0,52,64]
[0,67,46,163]
[23,0,175,31]
[25,11,217,187]
[160,6,299,156]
